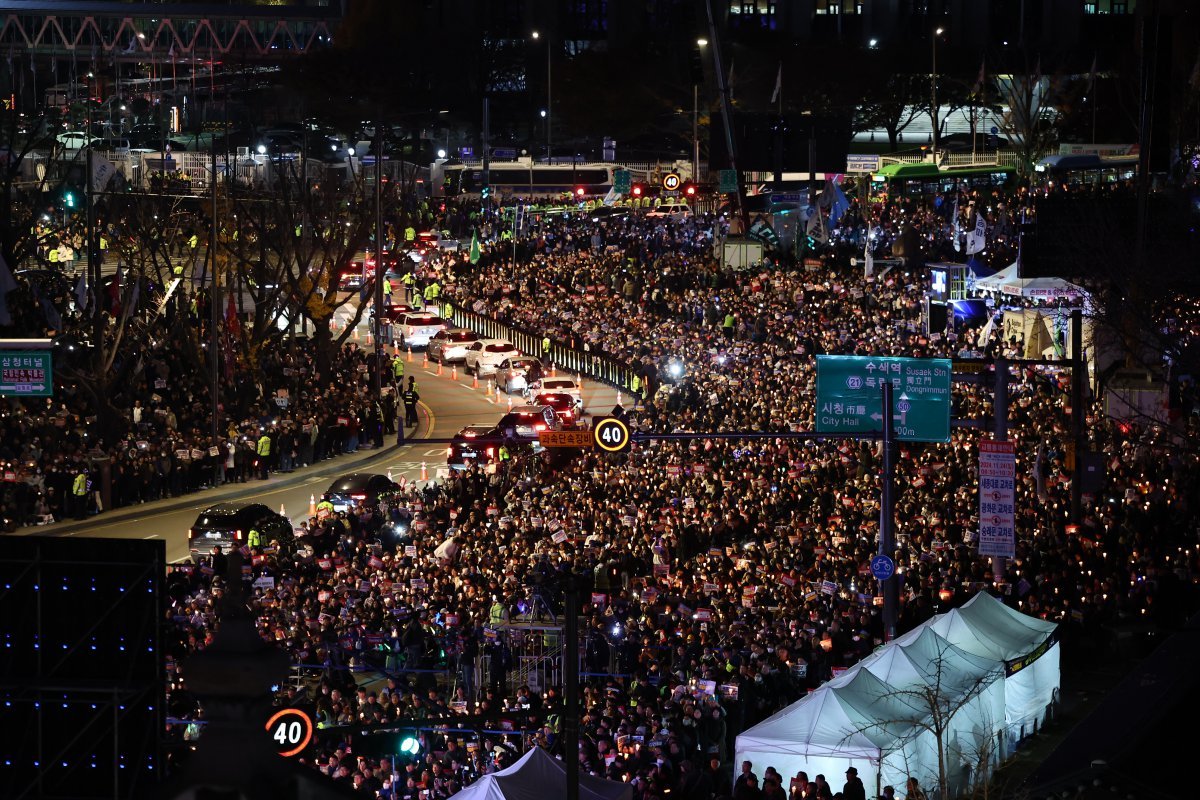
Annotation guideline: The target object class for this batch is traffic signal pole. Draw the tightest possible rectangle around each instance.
[880,380,899,641]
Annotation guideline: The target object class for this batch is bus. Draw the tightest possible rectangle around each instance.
[437,160,616,198]
[1034,154,1138,185]
[871,162,1015,194]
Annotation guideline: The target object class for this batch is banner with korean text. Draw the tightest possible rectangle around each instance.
[978,440,1016,558]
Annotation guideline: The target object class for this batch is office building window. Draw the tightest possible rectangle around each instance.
[815,0,861,13]
[1083,2,1097,11]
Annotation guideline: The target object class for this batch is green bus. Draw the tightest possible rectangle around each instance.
[871,162,1016,194]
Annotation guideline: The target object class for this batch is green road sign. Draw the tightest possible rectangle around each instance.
[0,350,52,397]
[815,355,951,442]
[613,169,632,194]
[718,169,737,194]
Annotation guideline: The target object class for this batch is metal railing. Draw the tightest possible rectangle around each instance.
[442,300,637,393]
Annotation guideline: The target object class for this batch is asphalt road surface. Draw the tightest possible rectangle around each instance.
[23,361,623,564]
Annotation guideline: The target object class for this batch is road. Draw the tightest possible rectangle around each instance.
[26,360,623,563]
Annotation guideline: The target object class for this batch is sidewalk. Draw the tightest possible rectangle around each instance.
[18,412,432,538]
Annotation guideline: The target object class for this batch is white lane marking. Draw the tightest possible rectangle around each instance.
[143,534,160,539]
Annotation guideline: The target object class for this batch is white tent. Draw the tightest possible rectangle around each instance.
[448,746,632,800]
[736,596,1056,798]
[926,592,1060,743]
[972,261,1086,301]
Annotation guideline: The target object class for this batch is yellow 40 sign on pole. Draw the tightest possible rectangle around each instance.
[593,417,631,452]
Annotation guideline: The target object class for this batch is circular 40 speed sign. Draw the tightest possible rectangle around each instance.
[265,707,314,757]
[593,417,631,453]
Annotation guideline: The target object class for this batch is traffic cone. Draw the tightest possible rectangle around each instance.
[387,468,393,482]
[618,391,624,407]
[422,351,428,368]
[507,395,514,411]
[486,379,494,399]
[437,359,443,376]
[407,346,413,363]
[420,462,428,481]
[280,503,286,516]
[472,373,478,389]
[451,364,457,381]
[549,363,556,377]
[309,494,316,516]
[353,326,360,341]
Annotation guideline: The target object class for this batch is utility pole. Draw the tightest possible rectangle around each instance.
[880,379,898,641]
[210,147,220,440]
[706,0,750,235]
[1070,310,1084,525]
[373,124,385,403]
[563,578,580,800]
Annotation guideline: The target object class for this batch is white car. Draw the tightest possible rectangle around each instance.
[645,202,692,221]
[427,328,480,363]
[396,311,448,348]
[56,131,94,154]
[464,339,519,377]
[528,376,584,412]
[495,356,543,394]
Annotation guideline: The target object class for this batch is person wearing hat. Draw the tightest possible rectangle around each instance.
[842,766,866,800]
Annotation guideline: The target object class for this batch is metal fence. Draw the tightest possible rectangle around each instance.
[442,300,636,393]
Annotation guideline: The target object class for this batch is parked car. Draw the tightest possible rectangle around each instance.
[446,424,501,469]
[532,391,582,426]
[395,311,448,348]
[464,339,519,377]
[528,376,583,411]
[495,356,544,394]
[645,202,692,221]
[427,328,482,363]
[187,502,293,563]
[322,472,401,513]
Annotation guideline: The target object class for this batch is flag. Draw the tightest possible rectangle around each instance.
[33,284,62,331]
[468,229,481,265]
[224,290,240,338]
[0,251,18,326]
[966,213,987,255]
[74,273,89,311]
[827,178,850,230]
[804,206,828,245]
[770,62,782,105]
[952,196,962,253]
[1086,53,1098,95]
[91,155,118,192]
[971,57,987,97]
[128,279,141,316]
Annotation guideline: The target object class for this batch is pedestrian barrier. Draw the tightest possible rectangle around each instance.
[441,300,637,394]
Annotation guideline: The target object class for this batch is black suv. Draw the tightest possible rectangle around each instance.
[447,424,502,470]
[188,502,293,563]
[322,472,401,512]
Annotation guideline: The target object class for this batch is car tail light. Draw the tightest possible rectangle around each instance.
[235,529,243,541]
[188,528,194,540]
[351,494,367,500]
[447,447,454,457]
[486,447,495,457]
[535,423,547,431]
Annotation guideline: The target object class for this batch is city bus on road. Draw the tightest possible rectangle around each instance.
[435,159,616,198]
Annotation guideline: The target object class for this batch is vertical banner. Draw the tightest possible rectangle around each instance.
[978,440,1016,558]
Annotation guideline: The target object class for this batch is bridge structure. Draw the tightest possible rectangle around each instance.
[0,0,342,61]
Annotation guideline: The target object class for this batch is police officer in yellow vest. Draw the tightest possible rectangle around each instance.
[423,280,441,303]
[498,444,511,462]
[400,272,416,304]
[72,467,89,520]
[256,430,271,479]
[443,301,454,321]
[541,336,551,358]
[630,374,642,409]
[247,528,262,548]
[392,354,405,384]
[315,498,335,519]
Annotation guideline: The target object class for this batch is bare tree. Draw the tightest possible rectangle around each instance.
[856,75,928,151]
[995,62,1059,176]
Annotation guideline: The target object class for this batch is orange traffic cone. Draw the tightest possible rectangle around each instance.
[353,326,360,340]
[308,494,316,516]
[420,462,428,481]
[472,373,479,389]
[549,363,556,377]
[387,468,393,482]
[280,503,287,516]
[506,395,514,411]
[451,364,457,381]
[422,351,428,368]
[618,391,624,407]
[407,346,413,363]
[437,360,443,376]
[486,379,494,399]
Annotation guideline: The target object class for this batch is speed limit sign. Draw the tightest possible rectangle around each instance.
[662,173,681,191]
[593,417,631,453]
[265,707,314,757]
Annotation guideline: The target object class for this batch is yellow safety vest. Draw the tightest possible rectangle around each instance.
[256,435,271,456]
[72,473,88,496]
[247,529,261,548]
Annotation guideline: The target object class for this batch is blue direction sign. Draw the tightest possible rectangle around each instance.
[815,356,952,443]
[0,350,52,397]
[870,554,895,581]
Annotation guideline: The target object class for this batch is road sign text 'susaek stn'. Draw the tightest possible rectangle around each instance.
[815,356,952,443]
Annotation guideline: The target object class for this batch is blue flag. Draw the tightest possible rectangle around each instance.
[828,179,850,230]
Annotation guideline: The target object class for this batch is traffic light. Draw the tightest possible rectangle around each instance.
[575,187,586,198]
[63,191,76,208]
[481,185,491,200]
[631,184,644,197]
[683,183,697,197]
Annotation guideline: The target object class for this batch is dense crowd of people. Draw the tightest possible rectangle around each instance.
[4,173,1198,799]
[152,190,1200,800]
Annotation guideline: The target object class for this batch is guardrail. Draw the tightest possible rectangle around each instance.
[442,300,637,394]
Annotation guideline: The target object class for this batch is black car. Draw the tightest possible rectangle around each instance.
[447,424,502,470]
[188,502,293,563]
[532,392,582,426]
[495,405,562,443]
[322,472,400,512]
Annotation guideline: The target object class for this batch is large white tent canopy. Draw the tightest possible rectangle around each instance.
[448,745,632,800]
[972,262,1087,301]
[736,594,1057,798]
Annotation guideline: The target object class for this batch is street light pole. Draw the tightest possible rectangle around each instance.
[533,31,551,161]
[694,39,707,183]
[931,27,944,163]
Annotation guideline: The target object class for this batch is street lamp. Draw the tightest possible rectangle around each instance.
[694,38,707,183]
[931,27,945,164]
[532,30,551,161]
